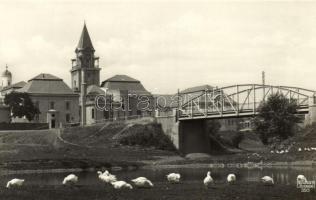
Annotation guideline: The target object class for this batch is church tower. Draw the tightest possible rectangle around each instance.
[70,23,101,92]
[1,65,12,88]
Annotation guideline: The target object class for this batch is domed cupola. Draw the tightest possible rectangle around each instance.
[1,65,12,87]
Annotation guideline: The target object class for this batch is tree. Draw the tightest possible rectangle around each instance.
[4,92,40,121]
[254,93,301,144]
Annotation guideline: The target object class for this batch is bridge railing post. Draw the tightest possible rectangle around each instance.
[205,89,208,117]
[236,85,239,115]
[253,84,256,115]
[221,89,224,116]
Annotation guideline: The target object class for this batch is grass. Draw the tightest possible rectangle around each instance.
[0,182,314,200]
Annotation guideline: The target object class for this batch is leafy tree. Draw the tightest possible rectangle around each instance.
[4,92,40,121]
[254,93,301,144]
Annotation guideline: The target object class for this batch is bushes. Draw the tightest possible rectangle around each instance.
[119,123,176,151]
[254,93,301,144]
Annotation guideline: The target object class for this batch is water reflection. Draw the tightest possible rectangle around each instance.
[0,166,315,186]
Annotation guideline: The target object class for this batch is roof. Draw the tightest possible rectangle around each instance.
[101,75,151,95]
[17,73,77,96]
[76,23,94,51]
[87,85,105,95]
[180,84,215,94]
[101,75,140,83]
[1,81,26,92]
[29,73,62,81]
[2,69,12,77]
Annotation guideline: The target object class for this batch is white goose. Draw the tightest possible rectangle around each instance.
[62,174,78,185]
[111,181,133,189]
[261,176,274,186]
[203,171,214,188]
[6,178,25,188]
[131,177,153,188]
[227,174,236,184]
[166,173,181,183]
[297,175,307,184]
[97,171,117,183]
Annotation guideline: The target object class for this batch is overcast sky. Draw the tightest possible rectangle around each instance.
[1,0,316,94]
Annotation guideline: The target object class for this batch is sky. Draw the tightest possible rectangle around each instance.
[1,0,316,94]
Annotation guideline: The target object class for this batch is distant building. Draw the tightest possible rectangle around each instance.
[16,73,79,128]
[71,24,154,125]
[0,65,13,123]
[154,94,178,117]
[1,81,26,96]
[101,75,154,120]
[1,65,12,89]
[1,23,155,127]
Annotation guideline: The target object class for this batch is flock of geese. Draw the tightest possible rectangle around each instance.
[5,170,309,189]
[270,146,316,154]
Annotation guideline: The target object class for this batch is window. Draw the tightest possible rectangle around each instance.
[50,102,55,109]
[35,114,39,121]
[66,101,70,110]
[35,101,40,109]
[91,108,95,119]
[66,114,70,123]
[121,98,125,111]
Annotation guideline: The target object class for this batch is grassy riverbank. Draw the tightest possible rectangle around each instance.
[1,120,316,171]
[0,182,314,200]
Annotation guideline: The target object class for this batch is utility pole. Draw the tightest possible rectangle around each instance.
[262,71,266,102]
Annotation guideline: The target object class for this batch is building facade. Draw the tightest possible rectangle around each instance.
[100,75,154,121]
[16,74,79,128]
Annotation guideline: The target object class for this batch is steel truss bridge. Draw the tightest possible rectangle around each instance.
[178,84,316,120]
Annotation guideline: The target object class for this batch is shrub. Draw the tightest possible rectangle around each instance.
[119,123,176,151]
[254,93,301,144]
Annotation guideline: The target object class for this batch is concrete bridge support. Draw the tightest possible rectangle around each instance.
[305,97,316,125]
[179,119,210,155]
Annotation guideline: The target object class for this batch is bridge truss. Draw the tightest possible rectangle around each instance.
[178,84,316,120]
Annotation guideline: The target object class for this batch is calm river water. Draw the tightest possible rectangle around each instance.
[1,166,316,187]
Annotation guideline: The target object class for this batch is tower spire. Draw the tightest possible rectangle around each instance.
[76,22,94,51]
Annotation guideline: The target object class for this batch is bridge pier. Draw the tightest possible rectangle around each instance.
[305,97,316,125]
[307,103,316,125]
[179,119,210,155]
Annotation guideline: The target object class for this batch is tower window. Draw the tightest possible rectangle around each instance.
[66,114,71,123]
[91,108,95,119]
[50,102,55,109]
[35,101,40,111]
[66,101,70,110]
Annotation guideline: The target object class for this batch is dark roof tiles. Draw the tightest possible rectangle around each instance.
[17,73,76,95]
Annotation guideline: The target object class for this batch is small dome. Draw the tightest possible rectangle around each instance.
[2,65,12,77]
[2,69,12,77]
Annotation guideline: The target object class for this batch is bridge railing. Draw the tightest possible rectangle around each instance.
[177,84,315,120]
